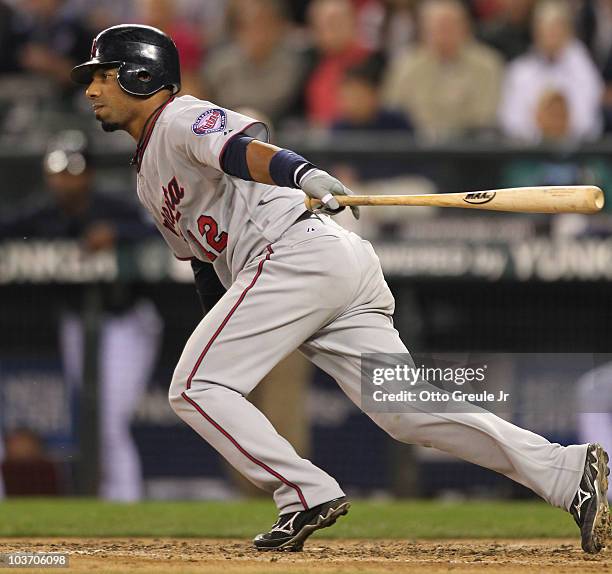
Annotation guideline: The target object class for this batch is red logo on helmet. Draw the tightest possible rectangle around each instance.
[91,38,98,58]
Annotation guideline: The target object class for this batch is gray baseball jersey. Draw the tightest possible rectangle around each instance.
[136,95,306,287]
[137,95,588,515]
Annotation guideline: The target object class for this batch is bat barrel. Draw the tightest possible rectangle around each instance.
[476,185,605,214]
[304,186,605,214]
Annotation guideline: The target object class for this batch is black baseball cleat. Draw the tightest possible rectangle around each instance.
[253,497,350,551]
[570,443,611,554]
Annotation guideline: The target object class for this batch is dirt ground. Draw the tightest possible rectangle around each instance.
[1,538,611,573]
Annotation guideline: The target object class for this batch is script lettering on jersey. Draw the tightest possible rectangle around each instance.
[161,176,185,237]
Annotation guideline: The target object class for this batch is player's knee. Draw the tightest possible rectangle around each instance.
[168,371,187,414]
[374,413,427,444]
[168,387,182,415]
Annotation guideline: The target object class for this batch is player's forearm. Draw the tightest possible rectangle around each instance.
[221,136,358,218]
[222,137,314,188]
[245,140,279,185]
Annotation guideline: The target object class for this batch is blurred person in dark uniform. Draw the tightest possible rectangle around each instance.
[0,130,162,501]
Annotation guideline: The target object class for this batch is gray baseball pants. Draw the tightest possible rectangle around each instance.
[169,215,587,514]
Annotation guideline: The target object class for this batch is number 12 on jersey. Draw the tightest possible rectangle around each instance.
[188,214,228,262]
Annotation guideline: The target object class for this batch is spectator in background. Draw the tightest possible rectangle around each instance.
[477,0,535,61]
[534,89,572,143]
[379,0,419,58]
[501,88,612,203]
[382,0,503,141]
[333,59,413,132]
[499,0,603,143]
[576,0,612,132]
[8,0,91,93]
[305,0,374,127]
[352,0,387,52]
[135,0,204,97]
[201,0,305,124]
[1,429,62,496]
[0,131,162,502]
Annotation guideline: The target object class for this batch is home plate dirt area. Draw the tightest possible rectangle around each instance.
[0,538,610,574]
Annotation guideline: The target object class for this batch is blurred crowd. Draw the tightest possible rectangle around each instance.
[2,0,612,144]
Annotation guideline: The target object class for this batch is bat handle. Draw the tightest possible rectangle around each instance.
[305,196,340,211]
[304,197,319,211]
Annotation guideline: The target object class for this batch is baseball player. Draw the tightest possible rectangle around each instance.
[71,25,610,553]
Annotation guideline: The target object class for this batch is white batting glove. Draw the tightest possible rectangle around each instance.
[299,168,360,220]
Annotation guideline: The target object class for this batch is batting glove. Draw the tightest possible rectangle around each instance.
[299,168,360,220]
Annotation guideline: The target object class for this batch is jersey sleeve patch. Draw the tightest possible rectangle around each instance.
[192,109,227,136]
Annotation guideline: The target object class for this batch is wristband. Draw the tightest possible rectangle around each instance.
[269,149,316,189]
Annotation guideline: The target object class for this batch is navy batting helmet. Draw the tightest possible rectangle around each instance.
[71,24,181,96]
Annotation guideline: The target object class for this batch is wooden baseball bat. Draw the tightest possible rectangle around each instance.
[304,185,605,214]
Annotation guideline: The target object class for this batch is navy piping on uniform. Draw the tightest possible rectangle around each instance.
[180,390,308,510]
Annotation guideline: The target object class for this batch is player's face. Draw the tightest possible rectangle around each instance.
[86,68,136,132]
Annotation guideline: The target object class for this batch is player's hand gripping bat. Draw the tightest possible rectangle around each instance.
[304,185,604,214]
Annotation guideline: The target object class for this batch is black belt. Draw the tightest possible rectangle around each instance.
[294,211,320,224]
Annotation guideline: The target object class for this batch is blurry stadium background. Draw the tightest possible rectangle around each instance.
[1,0,612,506]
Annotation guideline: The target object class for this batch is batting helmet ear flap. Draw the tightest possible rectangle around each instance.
[71,25,181,96]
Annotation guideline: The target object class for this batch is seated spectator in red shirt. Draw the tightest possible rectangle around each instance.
[332,59,413,132]
[305,0,375,127]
